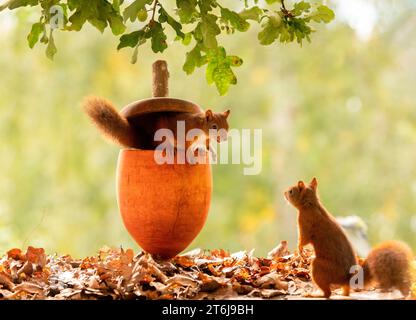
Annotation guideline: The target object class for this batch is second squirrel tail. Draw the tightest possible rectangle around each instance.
[362,240,413,297]
[83,97,139,148]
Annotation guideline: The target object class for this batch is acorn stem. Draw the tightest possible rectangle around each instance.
[152,60,169,97]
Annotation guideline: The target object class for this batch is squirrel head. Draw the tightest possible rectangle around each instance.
[284,177,319,209]
[205,109,230,142]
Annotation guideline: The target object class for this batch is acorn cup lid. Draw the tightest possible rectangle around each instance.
[121,97,202,119]
[120,60,203,119]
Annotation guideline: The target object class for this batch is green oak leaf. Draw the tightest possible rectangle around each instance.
[67,0,80,11]
[159,6,184,39]
[39,0,60,11]
[112,0,121,11]
[239,6,263,22]
[199,13,220,48]
[97,1,126,35]
[118,29,148,64]
[67,1,125,34]
[258,15,282,45]
[206,47,242,95]
[292,1,311,16]
[198,0,216,14]
[68,9,87,31]
[0,0,38,11]
[176,0,198,24]
[118,29,146,49]
[88,17,107,33]
[227,55,243,67]
[107,11,125,35]
[279,24,291,42]
[290,18,312,44]
[309,5,335,23]
[68,1,98,31]
[46,30,57,60]
[123,0,152,22]
[183,44,206,74]
[150,22,167,53]
[27,22,44,48]
[181,32,192,45]
[220,8,250,32]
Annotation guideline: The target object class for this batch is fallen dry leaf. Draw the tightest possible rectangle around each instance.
[0,272,15,290]
[255,272,288,290]
[267,241,289,260]
[7,249,24,261]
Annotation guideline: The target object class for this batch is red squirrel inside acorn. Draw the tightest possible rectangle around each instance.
[83,96,230,152]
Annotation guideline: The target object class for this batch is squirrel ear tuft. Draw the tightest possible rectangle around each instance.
[223,109,230,118]
[310,177,318,190]
[205,109,213,121]
[298,181,305,190]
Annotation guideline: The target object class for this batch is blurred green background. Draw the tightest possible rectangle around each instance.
[0,0,415,257]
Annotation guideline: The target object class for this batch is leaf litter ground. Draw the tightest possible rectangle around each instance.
[0,241,410,300]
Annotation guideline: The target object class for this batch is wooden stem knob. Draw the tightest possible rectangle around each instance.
[152,60,169,98]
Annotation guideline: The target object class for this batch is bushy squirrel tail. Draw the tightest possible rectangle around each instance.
[83,97,138,148]
[362,240,413,297]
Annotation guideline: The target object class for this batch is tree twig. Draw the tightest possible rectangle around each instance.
[150,0,159,22]
[280,0,287,11]
[280,0,293,18]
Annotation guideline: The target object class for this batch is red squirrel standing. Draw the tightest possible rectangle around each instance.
[285,178,413,298]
